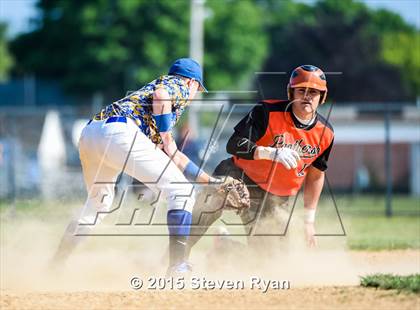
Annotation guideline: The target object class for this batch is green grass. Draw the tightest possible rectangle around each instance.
[340,195,420,250]
[361,274,420,293]
[307,195,420,250]
[347,216,420,250]
[0,199,80,224]
[331,194,419,215]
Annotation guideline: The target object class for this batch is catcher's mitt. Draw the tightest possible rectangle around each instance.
[214,176,250,213]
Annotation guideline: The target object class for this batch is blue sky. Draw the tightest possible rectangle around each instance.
[0,0,38,37]
[0,0,419,38]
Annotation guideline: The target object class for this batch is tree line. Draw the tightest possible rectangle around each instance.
[1,0,419,103]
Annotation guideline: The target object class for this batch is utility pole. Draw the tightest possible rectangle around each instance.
[189,0,205,135]
[384,105,393,217]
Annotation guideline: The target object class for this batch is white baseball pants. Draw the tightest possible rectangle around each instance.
[77,117,195,226]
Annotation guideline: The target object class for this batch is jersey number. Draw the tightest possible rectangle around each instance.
[297,164,309,177]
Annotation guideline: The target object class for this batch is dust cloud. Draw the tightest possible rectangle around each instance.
[1,204,418,293]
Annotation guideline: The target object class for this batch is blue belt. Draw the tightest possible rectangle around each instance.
[87,116,127,125]
[105,116,127,124]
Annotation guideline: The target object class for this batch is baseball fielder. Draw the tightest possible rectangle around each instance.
[187,65,334,255]
[52,58,220,275]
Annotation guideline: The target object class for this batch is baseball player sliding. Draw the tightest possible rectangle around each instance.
[52,58,224,275]
[187,65,334,255]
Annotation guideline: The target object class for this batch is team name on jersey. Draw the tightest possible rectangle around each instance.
[269,134,320,159]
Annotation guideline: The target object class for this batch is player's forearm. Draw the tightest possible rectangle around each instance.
[303,177,323,209]
[160,135,187,169]
[303,168,325,221]
[162,136,212,183]
[170,149,211,183]
[226,134,258,160]
[167,146,189,171]
[176,152,212,183]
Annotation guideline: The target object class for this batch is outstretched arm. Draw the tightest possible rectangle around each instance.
[303,166,325,247]
[153,88,213,183]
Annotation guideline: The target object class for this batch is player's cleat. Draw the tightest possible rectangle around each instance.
[166,261,192,278]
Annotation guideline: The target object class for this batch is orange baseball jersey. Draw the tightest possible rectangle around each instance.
[227,100,334,196]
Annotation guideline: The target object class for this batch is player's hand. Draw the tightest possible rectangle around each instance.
[255,147,300,169]
[272,147,300,169]
[304,222,317,248]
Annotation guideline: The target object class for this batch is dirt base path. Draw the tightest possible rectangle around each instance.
[2,235,419,310]
[1,286,419,310]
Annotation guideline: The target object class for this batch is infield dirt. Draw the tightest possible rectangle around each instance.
[1,285,419,310]
[1,208,419,309]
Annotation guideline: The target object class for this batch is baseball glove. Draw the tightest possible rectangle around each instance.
[214,176,250,213]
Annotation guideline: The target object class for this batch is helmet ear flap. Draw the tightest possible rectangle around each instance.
[287,84,293,101]
[320,90,328,104]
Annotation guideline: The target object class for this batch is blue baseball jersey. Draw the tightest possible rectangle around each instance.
[93,75,190,144]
